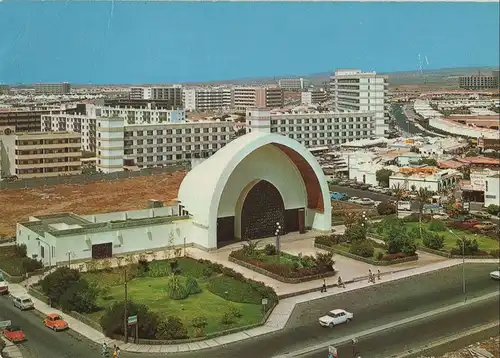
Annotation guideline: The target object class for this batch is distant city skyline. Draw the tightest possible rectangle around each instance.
[0,2,498,85]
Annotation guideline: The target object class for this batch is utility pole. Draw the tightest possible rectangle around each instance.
[123,267,128,343]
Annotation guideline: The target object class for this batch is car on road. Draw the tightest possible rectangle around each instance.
[0,279,8,295]
[2,325,25,342]
[338,180,349,186]
[12,295,34,310]
[432,213,449,220]
[490,270,500,280]
[474,221,497,231]
[348,197,361,204]
[330,192,349,201]
[43,313,68,331]
[319,309,354,327]
[461,219,481,229]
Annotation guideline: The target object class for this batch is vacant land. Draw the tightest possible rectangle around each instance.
[0,171,186,238]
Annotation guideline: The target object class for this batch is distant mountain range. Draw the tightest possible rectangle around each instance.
[190,66,499,86]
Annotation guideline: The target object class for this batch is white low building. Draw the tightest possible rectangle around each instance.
[389,168,462,193]
[17,132,332,266]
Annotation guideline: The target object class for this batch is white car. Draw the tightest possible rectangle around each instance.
[432,213,449,220]
[348,197,360,203]
[359,198,375,205]
[490,270,500,280]
[319,309,354,327]
[12,295,34,310]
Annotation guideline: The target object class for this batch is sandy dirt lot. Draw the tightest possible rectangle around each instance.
[0,171,186,238]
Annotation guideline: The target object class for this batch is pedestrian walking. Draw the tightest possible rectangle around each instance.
[377,269,381,281]
[337,276,346,288]
[321,278,327,292]
[368,269,372,283]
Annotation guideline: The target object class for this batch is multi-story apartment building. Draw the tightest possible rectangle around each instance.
[329,69,389,137]
[96,117,234,173]
[0,108,69,132]
[41,104,186,153]
[33,82,71,95]
[183,87,234,111]
[278,78,307,91]
[41,114,96,152]
[459,71,499,90]
[0,126,81,180]
[129,86,183,105]
[233,86,284,110]
[301,90,328,105]
[246,108,375,147]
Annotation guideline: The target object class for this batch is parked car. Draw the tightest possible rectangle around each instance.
[360,184,371,190]
[12,296,34,310]
[330,192,349,201]
[0,279,8,295]
[474,221,497,231]
[348,197,360,204]
[319,309,354,327]
[490,270,500,280]
[2,325,25,342]
[432,213,449,220]
[43,314,68,331]
[359,198,375,205]
[338,180,349,186]
[472,211,492,219]
[461,219,481,229]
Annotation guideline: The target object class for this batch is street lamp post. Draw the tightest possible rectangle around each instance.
[36,238,51,268]
[275,222,281,262]
[448,229,466,301]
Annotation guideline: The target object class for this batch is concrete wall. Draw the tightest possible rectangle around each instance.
[81,206,179,223]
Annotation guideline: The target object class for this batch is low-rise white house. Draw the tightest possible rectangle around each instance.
[389,168,462,193]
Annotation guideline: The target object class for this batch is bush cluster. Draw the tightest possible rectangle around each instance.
[377,201,396,216]
[0,244,43,276]
[428,219,446,232]
[349,240,375,258]
[422,229,445,250]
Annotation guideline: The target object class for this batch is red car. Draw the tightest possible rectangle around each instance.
[462,219,480,229]
[2,325,26,342]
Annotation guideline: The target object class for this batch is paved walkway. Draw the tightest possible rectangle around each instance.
[8,258,498,353]
[1,336,23,358]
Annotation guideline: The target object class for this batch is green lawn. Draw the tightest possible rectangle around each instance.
[333,242,386,259]
[83,260,264,336]
[404,222,499,252]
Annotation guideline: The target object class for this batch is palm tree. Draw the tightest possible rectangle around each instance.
[391,183,405,215]
[416,187,433,234]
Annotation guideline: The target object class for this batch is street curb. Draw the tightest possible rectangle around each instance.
[390,321,500,358]
[275,291,500,357]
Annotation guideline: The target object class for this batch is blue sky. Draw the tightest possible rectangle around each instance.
[0,2,498,84]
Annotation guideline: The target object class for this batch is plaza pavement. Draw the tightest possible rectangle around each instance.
[7,228,499,354]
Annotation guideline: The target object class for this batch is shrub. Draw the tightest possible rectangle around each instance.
[486,204,500,216]
[315,235,346,247]
[60,279,98,313]
[349,240,375,258]
[40,267,81,306]
[377,201,396,216]
[345,225,367,243]
[489,249,500,258]
[100,300,159,339]
[191,316,208,337]
[428,219,446,232]
[147,261,170,278]
[21,257,43,273]
[156,316,188,340]
[376,251,384,261]
[264,244,277,256]
[422,231,445,250]
[185,276,202,295]
[382,253,408,261]
[228,305,242,318]
[220,312,235,325]
[403,213,420,223]
[451,238,480,256]
[14,244,27,258]
[206,276,262,304]
[137,258,150,276]
[177,258,213,279]
[314,251,335,270]
[166,274,189,300]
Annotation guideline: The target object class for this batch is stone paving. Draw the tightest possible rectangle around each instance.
[6,227,499,354]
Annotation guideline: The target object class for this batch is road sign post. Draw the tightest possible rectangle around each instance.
[127,315,138,343]
[261,298,268,314]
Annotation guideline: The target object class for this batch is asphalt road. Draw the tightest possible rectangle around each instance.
[0,295,100,358]
[139,263,499,358]
[392,104,425,135]
[301,295,500,358]
[328,184,391,202]
[2,264,498,358]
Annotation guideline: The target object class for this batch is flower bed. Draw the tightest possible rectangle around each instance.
[228,244,336,283]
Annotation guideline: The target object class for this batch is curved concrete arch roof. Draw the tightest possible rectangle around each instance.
[178,132,331,228]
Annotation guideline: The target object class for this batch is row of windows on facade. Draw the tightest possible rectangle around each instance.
[132,151,215,163]
[291,137,369,146]
[15,158,80,165]
[121,142,222,154]
[270,128,371,137]
[15,166,80,174]
[272,124,373,131]
[15,148,80,155]
[120,135,229,146]
[268,117,371,125]
[15,139,81,146]
[122,127,230,136]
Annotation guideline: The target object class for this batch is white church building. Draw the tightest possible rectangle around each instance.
[16,132,332,267]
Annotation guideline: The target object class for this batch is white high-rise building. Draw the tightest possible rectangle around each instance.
[183,87,234,111]
[278,78,307,91]
[329,69,389,137]
[246,108,374,147]
[129,85,183,105]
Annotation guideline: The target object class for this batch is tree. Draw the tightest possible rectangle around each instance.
[376,168,394,188]
[486,204,500,216]
[191,316,208,337]
[345,224,366,243]
[418,158,438,166]
[40,267,81,305]
[391,183,406,213]
[416,187,433,234]
[377,201,396,216]
[156,316,188,340]
[60,279,98,313]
